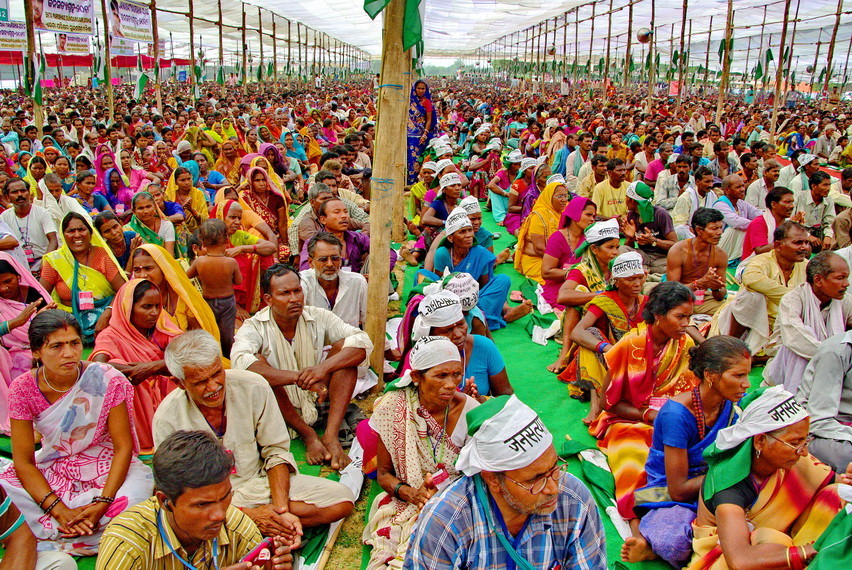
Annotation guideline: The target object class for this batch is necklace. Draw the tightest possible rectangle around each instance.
[692,387,707,439]
[42,363,81,394]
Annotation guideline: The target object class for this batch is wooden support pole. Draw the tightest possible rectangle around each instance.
[821,0,843,100]
[188,0,195,89]
[809,33,823,96]
[785,0,801,93]
[241,4,247,93]
[99,0,114,123]
[367,0,409,385]
[217,0,224,99]
[743,36,752,93]
[675,0,689,114]
[588,3,595,87]
[646,0,656,114]
[770,0,793,138]
[562,11,568,84]
[257,7,263,78]
[840,35,852,93]
[297,22,302,82]
[715,0,734,123]
[703,16,712,88]
[603,0,613,102]
[151,0,163,111]
[272,15,278,82]
[23,0,43,136]
[287,20,292,84]
[623,2,633,88]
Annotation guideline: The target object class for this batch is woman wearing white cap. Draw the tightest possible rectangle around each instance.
[408,161,437,226]
[486,150,523,225]
[418,172,463,254]
[467,133,501,202]
[548,219,621,374]
[363,336,479,568]
[689,386,849,570]
[504,159,546,236]
[565,251,648,425]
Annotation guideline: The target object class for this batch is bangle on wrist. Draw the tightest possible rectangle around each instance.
[0,320,10,335]
[393,481,409,499]
[38,490,55,509]
[641,407,654,423]
[44,497,62,515]
[92,496,115,504]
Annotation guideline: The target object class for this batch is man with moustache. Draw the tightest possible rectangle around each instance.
[0,178,58,275]
[300,232,367,328]
[153,331,354,539]
[404,395,606,570]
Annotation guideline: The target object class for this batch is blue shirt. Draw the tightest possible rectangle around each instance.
[474,227,493,250]
[115,230,137,270]
[198,170,227,202]
[433,244,496,282]
[464,334,505,396]
[73,193,111,215]
[162,201,185,218]
[403,473,607,570]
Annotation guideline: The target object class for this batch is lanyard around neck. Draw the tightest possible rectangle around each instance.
[157,509,219,570]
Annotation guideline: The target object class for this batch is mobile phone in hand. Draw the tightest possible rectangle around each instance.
[242,537,275,564]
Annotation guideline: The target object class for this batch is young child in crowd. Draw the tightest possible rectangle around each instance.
[187,219,241,357]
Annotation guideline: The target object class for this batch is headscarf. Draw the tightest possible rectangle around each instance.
[249,155,286,191]
[239,153,262,178]
[412,290,464,341]
[627,180,656,224]
[283,133,309,162]
[103,166,133,208]
[93,150,116,190]
[456,395,553,476]
[514,182,565,273]
[429,272,480,312]
[573,218,620,257]
[14,151,32,178]
[394,336,461,390]
[559,196,593,228]
[23,155,51,196]
[410,80,438,136]
[221,118,239,140]
[702,386,809,502]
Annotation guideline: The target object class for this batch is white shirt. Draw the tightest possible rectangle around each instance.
[300,268,368,328]
[0,204,56,269]
[778,164,797,188]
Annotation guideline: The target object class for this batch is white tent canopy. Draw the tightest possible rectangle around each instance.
[6,0,852,78]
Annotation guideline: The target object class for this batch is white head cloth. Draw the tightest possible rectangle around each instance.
[486,138,503,152]
[439,172,462,189]
[506,150,524,163]
[584,218,620,244]
[546,174,566,186]
[421,161,438,173]
[395,336,461,389]
[518,157,538,174]
[445,207,472,236]
[798,154,818,168]
[474,124,491,138]
[434,145,453,157]
[610,252,645,278]
[441,272,479,312]
[435,158,455,173]
[714,386,809,451]
[412,290,464,340]
[456,395,553,476]
[459,195,481,215]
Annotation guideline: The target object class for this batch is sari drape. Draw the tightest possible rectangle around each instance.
[514,181,563,283]
[241,166,291,258]
[363,387,466,569]
[91,279,184,451]
[406,80,437,185]
[212,201,269,313]
[213,141,242,186]
[590,327,697,519]
[0,363,153,553]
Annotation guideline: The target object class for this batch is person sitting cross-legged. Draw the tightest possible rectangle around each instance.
[154,330,354,538]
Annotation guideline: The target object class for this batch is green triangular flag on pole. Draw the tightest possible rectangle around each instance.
[134,55,149,99]
[765,48,774,65]
[754,60,763,80]
[30,52,45,105]
[629,57,635,72]
[364,0,423,51]
[216,65,225,86]
[672,50,679,66]
[645,52,651,70]
[256,62,262,81]
[267,61,274,78]
[718,40,725,63]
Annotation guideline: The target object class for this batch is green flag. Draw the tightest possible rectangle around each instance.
[628,57,635,72]
[791,71,796,85]
[754,60,763,80]
[267,61,274,78]
[216,65,225,86]
[134,55,149,100]
[765,48,774,66]
[718,40,725,63]
[256,62,262,81]
[30,52,45,105]
[645,52,651,70]
[364,0,422,51]
[672,50,679,66]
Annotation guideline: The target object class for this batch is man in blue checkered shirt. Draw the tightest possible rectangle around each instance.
[403,395,607,570]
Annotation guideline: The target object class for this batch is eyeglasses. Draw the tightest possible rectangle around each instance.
[502,460,568,495]
[765,434,814,454]
[315,255,341,263]
[553,194,570,200]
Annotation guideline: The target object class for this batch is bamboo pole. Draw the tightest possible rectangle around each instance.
[809,32,823,96]
[743,36,752,94]
[151,0,163,111]
[770,0,793,138]
[23,0,43,137]
[562,11,568,85]
[603,0,613,102]
[272,15,277,82]
[287,20,292,85]
[99,0,114,123]
[646,0,656,114]
[257,7,263,79]
[821,0,843,100]
[703,16,712,89]
[241,4,247,93]
[367,0,409,385]
[188,0,195,90]
[785,0,801,93]
[217,0,224,99]
[840,35,852,93]
[573,10,579,92]
[588,3,595,89]
[715,0,734,123]
[675,0,688,114]
[623,2,633,88]
[297,22,302,82]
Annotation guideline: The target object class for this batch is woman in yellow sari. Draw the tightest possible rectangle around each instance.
[39,213,127,343]
[214,140,241,185]
[590,281,698,522]
[23,155,50,197]
[128,243,220,343]
[221,118,240,141]
[513,180,570,284]
[165,166,209,257]
[688,387,846,570]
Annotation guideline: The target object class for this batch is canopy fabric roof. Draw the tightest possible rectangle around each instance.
[7,0,852,77]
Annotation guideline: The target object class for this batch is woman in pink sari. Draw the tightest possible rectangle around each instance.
[93,150,116,193]
[0,253,53,433]
[0,310,152,555]
[91,279,183,453]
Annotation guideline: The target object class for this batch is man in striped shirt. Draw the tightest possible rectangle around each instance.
[97,431,297,570]
[404,395,607,570]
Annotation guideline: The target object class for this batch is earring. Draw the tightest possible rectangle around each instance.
[756,449,761,458]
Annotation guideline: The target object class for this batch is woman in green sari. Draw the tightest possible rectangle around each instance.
[39,213,126,342]
[125,192,177,258]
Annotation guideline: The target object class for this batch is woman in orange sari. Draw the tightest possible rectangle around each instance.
[590,281,698,520]
[213,139,241,186]
[211,200,276,316]
[240,166,290,258]
[91,279,183,452]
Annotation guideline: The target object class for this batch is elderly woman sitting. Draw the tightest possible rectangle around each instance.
[363,336,480,569]
[689,386,848,569]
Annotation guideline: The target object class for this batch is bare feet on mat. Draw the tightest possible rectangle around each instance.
[621,536,657,563]
[504,300,533,322]
[546,359,566,374]
[495,248,512,265]
[304,436,331,466]
[321,432,352,470]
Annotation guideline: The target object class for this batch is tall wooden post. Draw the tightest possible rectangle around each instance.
[603,0,613,102]
[241,4,247,93]
[562,12,568,85]
[188,0,195,89]
[287,20,292,85]
[809,33,823,97]
[840,34,852,94]
[573,10,579,91]
[646,0,656,114]
[367,0,409,384]
[770,0,793,138]
[785,0,802,94]
[217,0,224,99]
[272,15,277,82]
[23,0,43,136]
[588,3,595,88]
[257,7,263,79]
[821,0,843,99]
[623,1,633,88]
[297,23,302,82]
[743,36,752,93]
[675,0,689,114]
[703,16,712,88]
[715,0,733,123]
[99,0,115,123]
[151,0,163,111]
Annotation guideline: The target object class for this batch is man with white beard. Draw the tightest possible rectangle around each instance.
[300,232,368,328]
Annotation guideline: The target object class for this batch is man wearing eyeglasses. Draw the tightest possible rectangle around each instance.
[300,232,367,328]
[404,395,607,570]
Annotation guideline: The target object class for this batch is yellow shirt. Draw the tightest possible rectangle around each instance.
[96,497,262,570]
[577,173,604,199]
[741,251,808,328]
[591,179,629,218]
